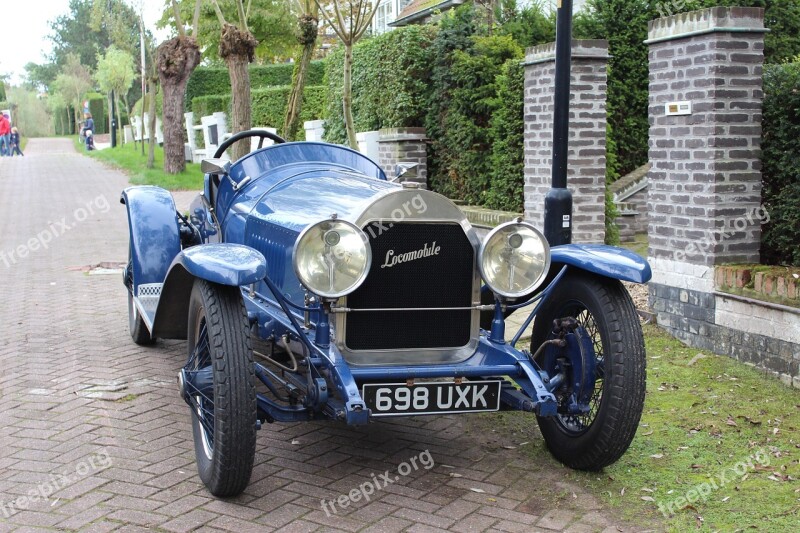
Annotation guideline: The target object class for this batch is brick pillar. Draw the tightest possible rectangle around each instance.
[523,40,609,244]
[377,128,428,187]
[647,7,766,291]
[646,7,767,351]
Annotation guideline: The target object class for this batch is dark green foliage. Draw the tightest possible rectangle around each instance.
[322,25,438,144]
[0,84,5,101]
[579,0,658,177]
[192,85,326,141]
[495,0,555,48]
[425,3,483,199]
[86,93,106,135]
[186,61,325,112]
[581,0,800,178]
[426,4,524,205]
[760,62,800,266]
[485,60,524,212]
[48,0,140,71]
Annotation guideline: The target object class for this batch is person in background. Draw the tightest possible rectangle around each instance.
[9,127,23,156]
[0,113,10,156]
[81,113,95,151]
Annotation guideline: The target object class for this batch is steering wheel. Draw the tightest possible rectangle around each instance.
[213,129,287,159]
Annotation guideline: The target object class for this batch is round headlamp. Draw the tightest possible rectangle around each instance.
[479,221,550,299]
[293,219,371,299]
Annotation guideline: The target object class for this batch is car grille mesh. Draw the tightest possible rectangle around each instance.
[344,222,474,350]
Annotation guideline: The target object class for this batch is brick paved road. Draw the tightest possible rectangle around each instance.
[0,139,655,532]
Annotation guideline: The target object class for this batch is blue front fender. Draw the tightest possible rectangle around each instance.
[550,244,652,284]
[151,244,267,339]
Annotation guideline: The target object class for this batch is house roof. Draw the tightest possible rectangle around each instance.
[391,0,465,27]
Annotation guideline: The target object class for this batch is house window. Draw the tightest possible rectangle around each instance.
[374,0,394,35]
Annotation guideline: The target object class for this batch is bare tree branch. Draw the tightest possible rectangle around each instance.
[210,0,227,25]
[354,2,380,41]
[236,0,248,29]
[314,2,346,42]
[191,0,202,36]
[170,0,185,36]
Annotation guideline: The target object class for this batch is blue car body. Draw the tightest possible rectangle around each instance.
[122,140,650,428]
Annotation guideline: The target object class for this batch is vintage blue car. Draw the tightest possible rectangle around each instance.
[122,130,651,496]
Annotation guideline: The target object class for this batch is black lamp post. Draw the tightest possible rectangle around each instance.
[543,0,574,246]
[110,90,117,148]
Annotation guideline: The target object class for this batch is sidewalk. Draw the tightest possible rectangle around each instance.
[0,138,651,532]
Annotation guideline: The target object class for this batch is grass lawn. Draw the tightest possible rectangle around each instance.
[83,139,203,190]
[482,324,800,531]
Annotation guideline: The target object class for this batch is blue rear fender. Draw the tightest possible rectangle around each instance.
[550,244,652,284]
[120,186,181,292]
[151,244,267,339]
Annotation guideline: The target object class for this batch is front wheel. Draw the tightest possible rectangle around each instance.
[531,273,646,471]
[186,279,257,496]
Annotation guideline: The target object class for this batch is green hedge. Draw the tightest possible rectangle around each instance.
[86,93,106,135]
[186,61,325,111]
[191,85,326,141]
[323,25,437,144]
[485,59,524,212]
[761,61,800,266]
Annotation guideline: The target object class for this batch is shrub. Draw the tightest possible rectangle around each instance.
[86,93,106,135]
[186,61,325,110]
[192,85,326,141]
[761,61,800,266]
[485,59,524,212]
[323,25,437,144]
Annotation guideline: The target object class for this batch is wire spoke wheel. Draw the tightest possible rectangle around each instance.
[552,304,604,435]
[186,279,257,497]
[531,273,646,471]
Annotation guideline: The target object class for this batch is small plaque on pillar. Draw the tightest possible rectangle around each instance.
[665,101,692,116]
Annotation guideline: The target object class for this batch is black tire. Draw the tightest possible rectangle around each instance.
[531,273,646,471]
[186,279,257,497]
[127,247,156,346]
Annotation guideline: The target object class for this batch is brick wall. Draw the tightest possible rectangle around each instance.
[523,40,609,244]
[377,128,428,187]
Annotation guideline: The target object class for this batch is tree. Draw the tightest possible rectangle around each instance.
[284,1,320,140]
[7,87,54,137]
[158,0,203,174]
[46,92,70,136]
[53,54,93,134]
[49,0,140,72]
[96,46,136,144]
[315,0,380,148]
[208,0,260,161]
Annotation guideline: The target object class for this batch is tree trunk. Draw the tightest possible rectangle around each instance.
[121,94,131,145]
[284,15,318,141]
[343,42,357,149]
[157,36,201,174]
[147,77,158,169]
[220,23,258,162]
[116,94,124,145]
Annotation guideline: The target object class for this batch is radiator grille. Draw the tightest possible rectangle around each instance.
[344,222,474,350]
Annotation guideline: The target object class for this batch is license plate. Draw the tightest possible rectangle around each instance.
[362,381,501,417]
